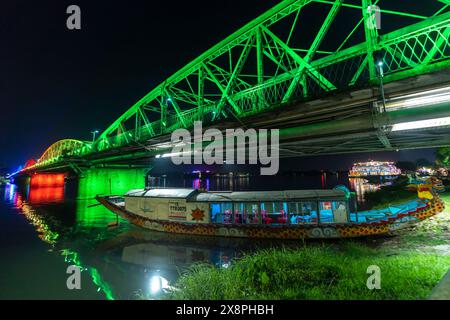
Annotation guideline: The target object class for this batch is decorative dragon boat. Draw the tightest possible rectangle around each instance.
[96,181,445,240]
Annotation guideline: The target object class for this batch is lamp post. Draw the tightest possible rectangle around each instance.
[91,130,99,143]
[378,61,387,113]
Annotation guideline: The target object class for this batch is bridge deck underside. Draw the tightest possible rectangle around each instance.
[279,127,450,157]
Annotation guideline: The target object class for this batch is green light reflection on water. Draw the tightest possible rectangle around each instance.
[62,249,115,300]
[16,185,120,300]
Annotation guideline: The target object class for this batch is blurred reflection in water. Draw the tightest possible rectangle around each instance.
[349,178,393,204]
[28,186,65,204]
[1,183,306,299]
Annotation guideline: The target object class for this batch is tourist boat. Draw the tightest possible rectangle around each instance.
[349,161,401,177]
[96,184,445,240]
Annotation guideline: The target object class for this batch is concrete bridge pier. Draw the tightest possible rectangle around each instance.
[76,167,147,200]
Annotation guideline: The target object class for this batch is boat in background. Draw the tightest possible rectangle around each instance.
[349,161,401,177]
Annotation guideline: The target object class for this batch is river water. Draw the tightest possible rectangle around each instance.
[0,173,388,299]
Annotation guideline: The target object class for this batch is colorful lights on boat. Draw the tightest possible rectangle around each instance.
[349,161,401,177]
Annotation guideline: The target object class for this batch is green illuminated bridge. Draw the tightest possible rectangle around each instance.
[19,0,450,177]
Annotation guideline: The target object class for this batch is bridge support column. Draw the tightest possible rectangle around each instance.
[77,167,147,200]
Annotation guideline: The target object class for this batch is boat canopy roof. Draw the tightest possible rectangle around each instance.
[125,188,347,202]
[125,188,198,199]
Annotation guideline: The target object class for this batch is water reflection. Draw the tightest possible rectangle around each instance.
[1,183,304,299]
[14,192,60,244]
[164,172,381,206]
[349,178,392,204]
[61,249,115,300]
[3,183,16,202]
[75,199,125,229]
[0,172,389,299]
[91,228,304,299]
[28,186,65,204]
[178,173,250,191]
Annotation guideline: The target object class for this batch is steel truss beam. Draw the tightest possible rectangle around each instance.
[31,0,450,166]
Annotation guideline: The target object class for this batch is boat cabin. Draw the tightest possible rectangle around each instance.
[124,188,350,226]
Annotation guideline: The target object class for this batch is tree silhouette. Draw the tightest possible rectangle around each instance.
[435,147,450,167]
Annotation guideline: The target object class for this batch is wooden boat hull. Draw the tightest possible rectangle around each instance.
[96,195,445,240]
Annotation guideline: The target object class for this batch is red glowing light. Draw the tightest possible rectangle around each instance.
[24,159,37,168]
[28,186,64,204]
[30,173,65,188]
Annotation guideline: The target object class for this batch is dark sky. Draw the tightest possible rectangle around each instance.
[0,0,441,170]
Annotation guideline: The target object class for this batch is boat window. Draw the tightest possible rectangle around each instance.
[288,201,318,225]
[261,202,288,224]
[312,201,348,223]
[319,201,334,223]
[332,201,348,224]
[319,201,348,224]
[234,203,260,224]
[210,203,233,224]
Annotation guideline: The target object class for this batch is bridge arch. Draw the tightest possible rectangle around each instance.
[24,159,37,168]
[38,139,92,165]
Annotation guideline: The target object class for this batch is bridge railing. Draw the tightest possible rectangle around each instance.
[380,13,450,81]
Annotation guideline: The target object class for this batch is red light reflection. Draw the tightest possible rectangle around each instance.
[28,186,65,204]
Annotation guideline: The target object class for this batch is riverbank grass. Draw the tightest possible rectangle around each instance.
[168,243,450,300]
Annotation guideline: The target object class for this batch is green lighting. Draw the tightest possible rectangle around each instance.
[62,250,115,300]
[77,168,146,200]
[25,0,450,159]
[91,0,450,153]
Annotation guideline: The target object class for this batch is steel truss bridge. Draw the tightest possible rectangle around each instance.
[18,0,450,174]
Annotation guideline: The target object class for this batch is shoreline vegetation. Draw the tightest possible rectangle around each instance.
[164,184,450,300]
[168,245,450,300]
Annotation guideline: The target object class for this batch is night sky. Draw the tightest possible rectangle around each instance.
[0,0,441,171]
